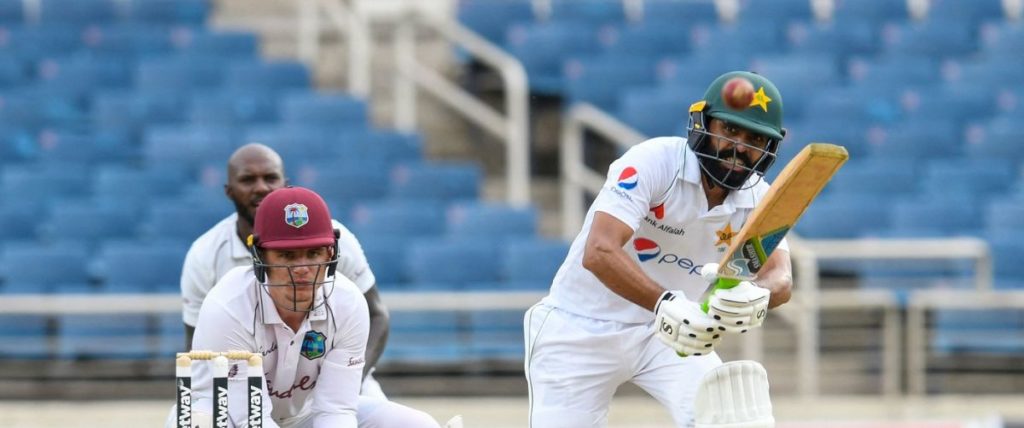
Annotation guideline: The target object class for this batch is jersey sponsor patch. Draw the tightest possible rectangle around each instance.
[300,330,326,360]
[634,238,661,262]
[617,167,639,190]
[284,203,309,229]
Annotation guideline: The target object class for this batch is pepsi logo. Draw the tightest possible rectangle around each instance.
[617,167,639,190]
[634,238,661,262]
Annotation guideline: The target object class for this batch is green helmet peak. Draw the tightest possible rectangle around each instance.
[700,71,784,140]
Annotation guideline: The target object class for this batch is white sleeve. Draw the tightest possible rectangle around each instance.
[311,289,368,428]
[332,222,376,293]
[181,242,216,327]
[191,300,275,428]
[590,140,674,231]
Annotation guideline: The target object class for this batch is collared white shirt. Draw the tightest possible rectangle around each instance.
[181,213,376,327]
[544,137,788,324]
[191,265,368,428]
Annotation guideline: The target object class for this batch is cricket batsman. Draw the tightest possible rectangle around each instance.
[524,71,792,427]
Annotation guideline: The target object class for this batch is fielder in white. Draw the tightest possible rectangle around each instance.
[525,71,792,428]
[170,186,439,428]
[181,144,390,399]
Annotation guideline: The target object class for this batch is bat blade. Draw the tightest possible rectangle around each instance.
[710,143,848,292]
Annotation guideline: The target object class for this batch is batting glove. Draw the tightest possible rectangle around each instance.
[655,291,723,357]
[701,263,771,334]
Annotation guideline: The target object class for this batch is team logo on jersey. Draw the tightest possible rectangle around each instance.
[617,167,639,190]
[300,330,326,360]
[715,223,736,247]
[284,203,309,229]
[650,203,665,220]
[634,238,661,262]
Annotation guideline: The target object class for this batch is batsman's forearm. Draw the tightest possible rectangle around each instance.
[583,243,665,311]
[756,250,793,309]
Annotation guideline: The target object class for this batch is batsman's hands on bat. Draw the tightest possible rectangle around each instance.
[655,291,722,356]
[701,263,770,334]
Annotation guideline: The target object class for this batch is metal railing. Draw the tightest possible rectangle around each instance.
[393,11,531,206]
[297,0,371,97]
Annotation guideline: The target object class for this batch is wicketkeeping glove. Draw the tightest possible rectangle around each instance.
[655,291,723,356]
[701,263,770,334]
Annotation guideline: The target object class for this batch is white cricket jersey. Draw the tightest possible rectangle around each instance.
[544,137,788,324]
[181,213,377,326]
[191,265,369,428]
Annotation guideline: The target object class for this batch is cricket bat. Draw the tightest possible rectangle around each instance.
[702,143,849,308]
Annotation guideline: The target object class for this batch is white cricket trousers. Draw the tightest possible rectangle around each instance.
[525,303,723,428]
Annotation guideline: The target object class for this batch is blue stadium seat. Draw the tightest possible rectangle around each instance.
[142,125,239,172]
[348,200,446,239]
[91,240,189,293]
[93,165,187,207]
[125,0,210,26]
[501,238,569,285]
[504,22,601,93]
[831,0,908,22]
[293,160,391,204]
[979,21,1024,57]
[383,311,464,364]
[457,0,535,46]
[280,91,369,128]
[0,0,22,23]
[137,201,227,242]
[0,56,30,88]
[0,244,90,293]
[446,202,537,242]
[786,19,877,59]
[796,192,893,239]
[188,91,278,126]
[657,53,750,88]
[927,0,1004,24]
[136,56,227,92]
[56,314,152,359]
[750,54,840,118]
[0,163,91,208]
[881,19,976,58]
[865,121,962,160]
[92,89,187,137]
[467,309,524,359]
[359,235,413,284]
[333,130,423,165]
[616,84,700,137]
[917,159,1014,199]
[406,239,501,285]
[962,115,1024,163]
[690,22,785,58]
[34,130,134,163]
[563,55,656,111]
[737,0,812,21]
[39,0,117,26]
[827,159,919,195]
[549,0,626,27]
[38,202,138,243]
[0,24,82,62]
[889,196,983,236]
[224,60,310,93]
[642,0,718,25]
[389,162,482,202]
[173,29,258,58]
[81,24,175,58]
[600,23,691,58]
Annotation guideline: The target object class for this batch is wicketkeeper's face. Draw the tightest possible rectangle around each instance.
[262,246,334,312]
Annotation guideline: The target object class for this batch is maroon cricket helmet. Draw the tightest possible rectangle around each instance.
[253,186,335,250]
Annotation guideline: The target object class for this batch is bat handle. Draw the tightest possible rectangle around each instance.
[700,277,742,313]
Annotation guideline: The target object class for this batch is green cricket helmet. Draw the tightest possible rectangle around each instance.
[686,71,787,190]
